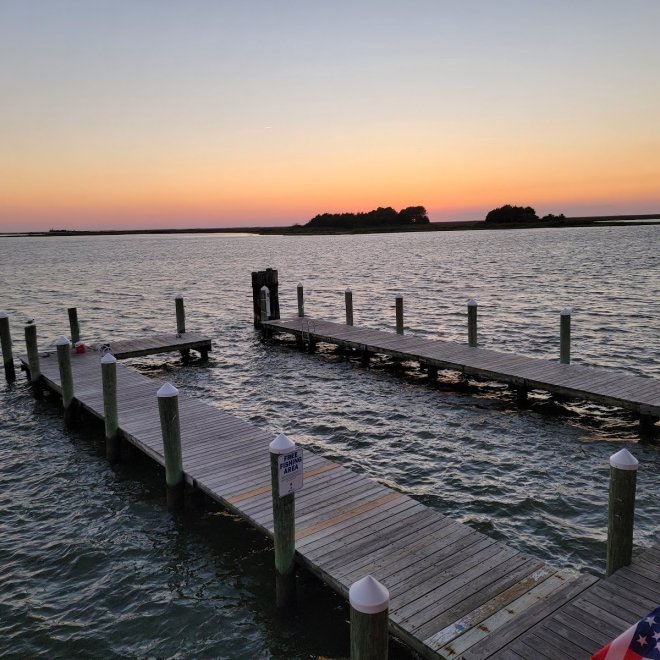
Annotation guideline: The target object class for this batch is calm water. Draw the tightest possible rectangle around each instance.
[1,226,658,658]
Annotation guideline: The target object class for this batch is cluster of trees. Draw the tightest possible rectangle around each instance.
[484,205,566,224]
[306,206,429,229]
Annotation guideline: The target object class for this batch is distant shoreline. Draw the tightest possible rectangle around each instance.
[2,214,659,238]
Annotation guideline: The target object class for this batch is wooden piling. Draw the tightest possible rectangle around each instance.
[297,282,304,318]
[560,308,571,364]
[102,353,119,462]
[395,295,404,335]
[251,269,280,326]
[515,386,528,406]
[68,307,80,345]
[175,294,186,334]
[269,433,298,608]
[24,323,43,397]
[55,336,76,427]
[157,382,184,512]
[0,312,16,382]
[606,448,638,576]
[346,288,354,326]
[260,285,271,328]
[428,364,438,380]
[468,299,478,347]
[349,575,390,660]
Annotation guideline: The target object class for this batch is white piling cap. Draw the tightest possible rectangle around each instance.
[175,293,184,300]
[395,294,403,299]
[261,285,269,292]
[561,307,572,315]
[269,433,295,454]
[0,311,7,318]
[610,448,639,471]
[101,353,117,364]
[349,575,390,614]
[346,287,352,293]
[297,282,303,288]
[467,298,477,307]
[157,382,179,398]
[55,336,70,346]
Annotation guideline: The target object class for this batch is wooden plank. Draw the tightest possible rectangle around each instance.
[461,574,598,659]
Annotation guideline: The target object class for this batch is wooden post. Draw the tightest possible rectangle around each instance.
[102,353,120,462]
[345,288,354,326]
[157,383,184,513]
[515,386,528,406]
[297,282,304,318]
[175,294,186,334]
[0,312,16,383]
[68,307,80,344]
[252,268,280,326]
[639,414,658,441]
[265,268,280,320]
[428,364,438,380]
[560,308,571,364]
[260,285,271,329]
[349,575,390,660]
[55,336,76,428]
[269,433,298,608]
[606,448,638,576]
[24,323,43,397]
[395,295,404,335]
[468,299,478,347]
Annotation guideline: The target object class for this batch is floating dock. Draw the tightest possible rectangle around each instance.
[18,347,659,658]
[263,317,660,433]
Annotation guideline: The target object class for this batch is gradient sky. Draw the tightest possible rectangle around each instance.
[1,1,659,231]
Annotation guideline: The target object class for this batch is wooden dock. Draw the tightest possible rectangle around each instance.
[19,347,659,658]
[263,317,660,430]
[105,331,212,359]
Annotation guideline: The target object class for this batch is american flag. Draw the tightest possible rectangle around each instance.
[591,606,660,660]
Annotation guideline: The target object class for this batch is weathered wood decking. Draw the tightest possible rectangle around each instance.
[21,347,658,658]
[106,331,212,359]
[264,317,660,423]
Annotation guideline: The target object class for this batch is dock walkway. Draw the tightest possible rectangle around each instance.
[106,331,211,359]
[264,317,660,423]
[24,349,658,658]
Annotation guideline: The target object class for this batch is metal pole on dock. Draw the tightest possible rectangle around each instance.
[102,353,119,462]
[0,312,16,383]
[345,288,354,326]
[349,575,390,660]
[395,295,404,335]
[297,283,304,318]
[468,299,478,347]
[157,383,184,513]
[55,336,76,428]
[269,433,298,608]
[24,323,43,397]
[68,307,80,345]
[175,294,186,334]
[560,308,571,364]
[606,448,638,576]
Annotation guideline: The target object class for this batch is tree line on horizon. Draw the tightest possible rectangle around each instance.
[306,206,430,229]
[485,204,565,224]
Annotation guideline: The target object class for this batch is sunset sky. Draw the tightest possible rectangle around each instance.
[1,1,659,231]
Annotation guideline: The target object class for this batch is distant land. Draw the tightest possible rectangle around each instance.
[2,213,659,238]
